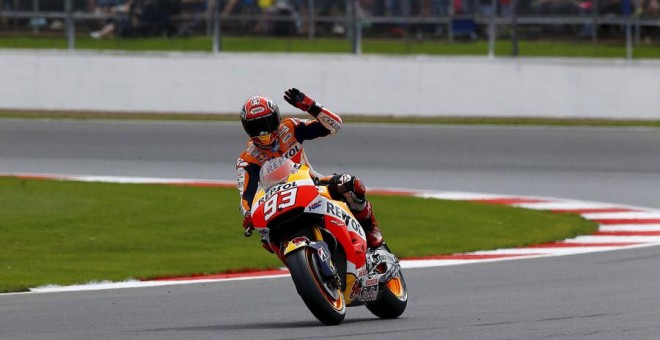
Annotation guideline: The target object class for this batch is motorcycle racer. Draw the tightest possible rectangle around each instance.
[236,88,384,250]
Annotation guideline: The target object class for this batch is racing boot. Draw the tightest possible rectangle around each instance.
[352,200,384,249]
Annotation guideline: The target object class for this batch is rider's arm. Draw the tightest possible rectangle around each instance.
[236,157,261,217]
[289,108,343,142]
[306,105,342,136]
[284,88,343,138]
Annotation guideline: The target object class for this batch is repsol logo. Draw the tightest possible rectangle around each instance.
[258,182,298,205]
[265,182,297,197]
[282,144,301,159]
[326,202,364,236]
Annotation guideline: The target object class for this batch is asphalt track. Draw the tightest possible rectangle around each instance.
[1,119,660,340]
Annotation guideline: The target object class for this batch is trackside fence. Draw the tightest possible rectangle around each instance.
[0,0,658,59]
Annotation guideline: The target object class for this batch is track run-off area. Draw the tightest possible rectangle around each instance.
[3,173,660,294]
[1,120,660,339]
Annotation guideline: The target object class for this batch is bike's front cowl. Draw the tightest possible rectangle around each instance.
[283,229,346,325]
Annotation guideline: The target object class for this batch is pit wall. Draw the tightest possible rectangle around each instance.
[1,50,658,119]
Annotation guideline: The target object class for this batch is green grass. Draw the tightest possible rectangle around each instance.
[2,110,660,128]
[1,35,659,58]
[0,177,596,293]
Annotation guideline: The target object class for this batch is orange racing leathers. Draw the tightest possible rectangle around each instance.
[236,112,342,218]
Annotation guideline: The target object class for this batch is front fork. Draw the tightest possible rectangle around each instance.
[283,226,340,287]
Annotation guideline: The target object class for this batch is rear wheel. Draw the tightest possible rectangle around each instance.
[366,270,408,319]
[287,247,346,325]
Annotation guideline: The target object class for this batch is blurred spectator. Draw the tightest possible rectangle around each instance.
[314,0,349,35]
[220,0,298,35]
[372,0,412,37]
[600,0,624,14]
[263,0,297,36]
[93,0,127,13]
[90,0,131,38]
[639,0,659,41]
[532,0,580,14]
[499,0,512,16]
[417,0,450,37]
[639,0,660,16]
[221,0,260,16]
[177,0,207,36]
[138,0,181,37]
[577,0,595,38]
[91,0,181,38]
[221,0,262,32]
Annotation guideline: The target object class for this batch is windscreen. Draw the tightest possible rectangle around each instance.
[259,157,296,190]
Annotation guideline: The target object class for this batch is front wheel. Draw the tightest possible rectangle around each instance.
[287,247,346,325]
[366,270,408,319]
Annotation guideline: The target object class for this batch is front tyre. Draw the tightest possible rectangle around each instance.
[287,247,346,325]
[366,270,408,319]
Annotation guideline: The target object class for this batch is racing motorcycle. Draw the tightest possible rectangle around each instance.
[245,157,408,325]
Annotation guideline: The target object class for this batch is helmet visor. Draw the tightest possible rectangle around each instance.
[243,116,278,137]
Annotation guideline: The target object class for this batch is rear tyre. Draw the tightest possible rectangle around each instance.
[287,247,346,325]
[366,270,408,319]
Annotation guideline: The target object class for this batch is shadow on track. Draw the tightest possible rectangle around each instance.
[140,317,380,333]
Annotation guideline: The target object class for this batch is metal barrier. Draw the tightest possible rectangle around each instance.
[0,0,658,59]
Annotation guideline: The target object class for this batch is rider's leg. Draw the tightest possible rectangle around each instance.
[323,174,384,248]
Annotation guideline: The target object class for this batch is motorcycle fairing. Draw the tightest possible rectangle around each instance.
[251,179,317,229]
[249,161,382,306]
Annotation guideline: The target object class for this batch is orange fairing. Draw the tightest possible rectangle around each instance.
[324,214,367,269]
[250,157,367,270]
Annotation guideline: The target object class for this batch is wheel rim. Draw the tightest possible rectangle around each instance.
[386,276,406,299]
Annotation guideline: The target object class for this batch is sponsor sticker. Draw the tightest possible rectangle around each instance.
[308,200,323,211]
[349,284,378,302]
[326,202,365,236]
[250,107,265,114]
[317,247,329,261]
[363,277,379,287]
[266,99,276,111]
[358,287,378,301]
[282,144,301,159]
[320,115,340,131]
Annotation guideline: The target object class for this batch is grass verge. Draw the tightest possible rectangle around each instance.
[1,110,660,128]
[0,36,659,58]
[0,177,596,293]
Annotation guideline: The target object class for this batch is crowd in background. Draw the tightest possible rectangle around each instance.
[1,0,658,39]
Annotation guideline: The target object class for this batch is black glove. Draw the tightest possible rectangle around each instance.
[284,88,321,115]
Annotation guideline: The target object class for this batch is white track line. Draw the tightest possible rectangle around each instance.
[599,224,660,232]
[579,212,660,219]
